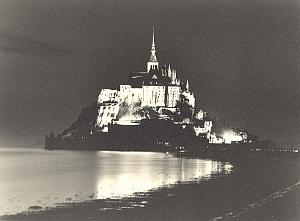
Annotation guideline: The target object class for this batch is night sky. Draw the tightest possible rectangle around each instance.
[0,0,299,146]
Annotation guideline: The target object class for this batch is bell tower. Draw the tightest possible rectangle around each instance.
[147,28,159,73]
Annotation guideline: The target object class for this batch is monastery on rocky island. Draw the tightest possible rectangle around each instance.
[95,29,247,145]
[45,29,252,151]
[96,29,195,128]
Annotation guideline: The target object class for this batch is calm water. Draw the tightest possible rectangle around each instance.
[0,147,233,215]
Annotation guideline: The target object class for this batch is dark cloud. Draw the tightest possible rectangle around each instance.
[0,28,87,57]
[0,0,299,146]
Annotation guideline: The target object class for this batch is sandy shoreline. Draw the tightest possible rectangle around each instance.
[210,179,300,221]
[1,153,299,221]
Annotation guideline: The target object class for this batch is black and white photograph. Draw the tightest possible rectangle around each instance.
[0,0,299,220]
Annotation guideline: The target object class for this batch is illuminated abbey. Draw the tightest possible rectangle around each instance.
[95,29,248,144]
[45,29,253,151]
[96,29,195,129]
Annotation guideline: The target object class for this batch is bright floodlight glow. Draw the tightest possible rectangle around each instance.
[223,130,243,144]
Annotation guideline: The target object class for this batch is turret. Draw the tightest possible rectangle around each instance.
[167,64,172,78]
[186,80,190,92]
[171,69,176,84]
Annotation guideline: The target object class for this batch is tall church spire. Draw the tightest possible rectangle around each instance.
[152,27,155,47]
[149,27,157,62]
[147,27,159,72]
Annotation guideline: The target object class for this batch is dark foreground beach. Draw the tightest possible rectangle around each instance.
[1,151,299,221]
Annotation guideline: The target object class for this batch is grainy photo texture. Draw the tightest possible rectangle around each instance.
[0,0,299,221]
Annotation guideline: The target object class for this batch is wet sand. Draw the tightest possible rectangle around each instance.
[2,153,299,221]
[232,186,300,221]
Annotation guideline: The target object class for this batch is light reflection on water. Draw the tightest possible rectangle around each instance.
[0,148,233,215]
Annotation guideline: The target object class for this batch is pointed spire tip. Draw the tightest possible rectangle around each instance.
[152,27,155,46]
